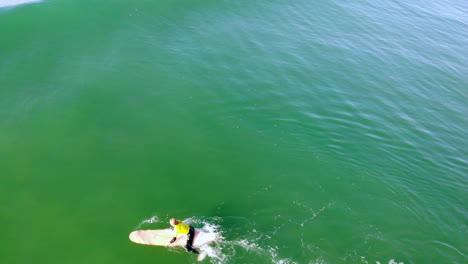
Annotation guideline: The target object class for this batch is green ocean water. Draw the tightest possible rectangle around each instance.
[1,0,467,263]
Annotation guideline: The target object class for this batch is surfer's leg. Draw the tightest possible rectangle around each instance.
[186,226,199,254]
[186,245,199,254]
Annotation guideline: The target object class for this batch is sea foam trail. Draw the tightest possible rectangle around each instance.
[134,215,406,264]
[0,0,42,8]
[134,214,406,264]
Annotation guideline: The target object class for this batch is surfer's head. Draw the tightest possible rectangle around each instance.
[169,218,178,226]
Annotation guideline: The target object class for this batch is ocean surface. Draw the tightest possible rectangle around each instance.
[1,0,466,263]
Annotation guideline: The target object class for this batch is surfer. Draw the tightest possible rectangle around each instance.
[169,218,200,254]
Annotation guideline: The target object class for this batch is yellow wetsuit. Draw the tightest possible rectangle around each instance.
[170,219,199,254]
[172,220,190,237]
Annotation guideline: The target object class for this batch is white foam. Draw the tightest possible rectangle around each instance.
[220,237,298,264]
[143,215,161,224]
[135,214,164,229]
[184,216,225,242]
[376,259,404,264]
[175,216,229,264]
[0,0,42,9]
[266,245,298,264]
[388,260,404,264]
[308,257,327,264]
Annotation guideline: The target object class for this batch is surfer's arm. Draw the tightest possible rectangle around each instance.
[170,228,178,243]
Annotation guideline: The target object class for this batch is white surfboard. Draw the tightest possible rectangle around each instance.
[0,0,42,9]
[129,228,217,248]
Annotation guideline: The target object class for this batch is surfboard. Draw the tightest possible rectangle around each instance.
[129,228,217,248]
